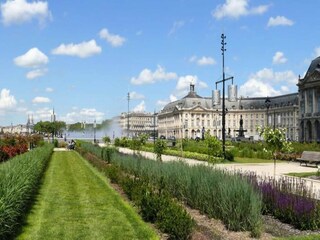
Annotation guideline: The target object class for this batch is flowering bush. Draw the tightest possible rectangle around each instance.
[257,126,293,158]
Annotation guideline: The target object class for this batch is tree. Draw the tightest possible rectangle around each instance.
[204,131,222,163]
[154,139,167,161]
[34,121,66,139]
[258,126,293,177]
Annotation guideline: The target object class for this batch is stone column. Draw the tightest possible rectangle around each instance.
[313,88,316,114]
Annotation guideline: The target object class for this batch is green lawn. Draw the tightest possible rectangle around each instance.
[286,172,319,178]
[276,234,320,240]
[232,157,284,164]
[17,151,158,240]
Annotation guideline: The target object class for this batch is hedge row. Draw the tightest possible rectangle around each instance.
[0,144,54,239]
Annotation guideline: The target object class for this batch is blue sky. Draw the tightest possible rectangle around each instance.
[0,0,319,126]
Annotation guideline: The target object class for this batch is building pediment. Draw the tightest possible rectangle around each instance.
[298,70,320,87]
[189,105,207,112]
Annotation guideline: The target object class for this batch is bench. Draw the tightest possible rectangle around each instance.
[297,151,320,166]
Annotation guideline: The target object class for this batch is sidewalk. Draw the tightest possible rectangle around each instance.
[118,147,320,198]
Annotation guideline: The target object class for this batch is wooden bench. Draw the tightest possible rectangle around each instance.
[297,151,320,166]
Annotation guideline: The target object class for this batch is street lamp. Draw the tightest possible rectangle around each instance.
[51,108,56,144]
[93,119,96,143]
[214,34,233,160]
[265,97,271,127]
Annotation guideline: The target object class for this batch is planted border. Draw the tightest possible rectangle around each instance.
[0,144,54,239]
[79,143,263,237]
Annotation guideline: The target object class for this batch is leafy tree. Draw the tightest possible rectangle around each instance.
[139,133,149,145]
[204,131,222,163]
[34,121,66,139]
[103,136,111,144]
[258,126,293,176]
[154,139,167,161]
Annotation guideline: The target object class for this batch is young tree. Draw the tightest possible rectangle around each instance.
[154,139,167,161]
[258,126,293,177]
[204,131,222,163]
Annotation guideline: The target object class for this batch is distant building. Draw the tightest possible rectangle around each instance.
[297,56,320,142]
[119,111,157,137]
[1,115,34,135]
[158,83,299,141]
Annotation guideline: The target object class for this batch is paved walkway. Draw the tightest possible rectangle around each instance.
[118,147,320,198]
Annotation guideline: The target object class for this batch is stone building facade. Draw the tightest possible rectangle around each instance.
[158,84,299,141]
[297,56,320,142]
[119,112,157,137]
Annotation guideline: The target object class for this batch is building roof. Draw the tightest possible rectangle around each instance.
[160,83,298,114]
[305,56,320,77]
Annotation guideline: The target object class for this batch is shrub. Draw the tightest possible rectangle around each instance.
[101,147,115,163]
[224,150,234,161]
[0,144,54,239]
[154,139,167,161]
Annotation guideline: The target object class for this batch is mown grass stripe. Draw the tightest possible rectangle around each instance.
[17,151,158,240]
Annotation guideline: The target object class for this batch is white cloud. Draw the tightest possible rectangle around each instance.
[32,96,50,103]
[239,78,280,97]
[99,28,126,47]
[130,91,145,100]
[26,68,47,79]
[1,0,51,26]
[168,20,185,35]
[272,51,287,64]
[131,65,177,85]
[267,16,294,27]
[169,94,177,102]
[156,99,169,109]
[52,40,102,58]
[60,108,105,124]
[175,75,208,97]
[79,108,104,119]
[14,48,48,68]
[31,107,52,121]
[133,101,146,112]
[314,47,320,58]
[190,56,216,66]
[197,56,216,66]
[239,68,297,97]
[45,87,54,92]
[0,89,17,110]
[212,0,269,19]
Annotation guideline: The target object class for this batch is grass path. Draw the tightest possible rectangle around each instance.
[17,151,158,240]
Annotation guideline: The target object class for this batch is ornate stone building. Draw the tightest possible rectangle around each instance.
[297,56,320,142]
[158,83,299,141]
[119,112,157,137]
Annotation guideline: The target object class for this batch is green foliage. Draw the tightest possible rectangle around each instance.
[34,120,66,137]
[0,144,54,239]
[110,151,262,237]
[114,137,130,147]
[101,147,115,163]
[154,139,167,161]
[130,138,142,153]
[224,150,234,161]
[18,151,158,240]
[204,132,222,163]
[156,197,195,240]
[258,126,293,159]
[53,139,59,147]
[102,136,111,143]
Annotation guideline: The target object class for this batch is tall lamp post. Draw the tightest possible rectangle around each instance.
[93,119,96,143]
[265,97,271,127]
[127,92,130,138]
[215,34,233,160]
[51,108,56,144]
[153,110,156,145]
